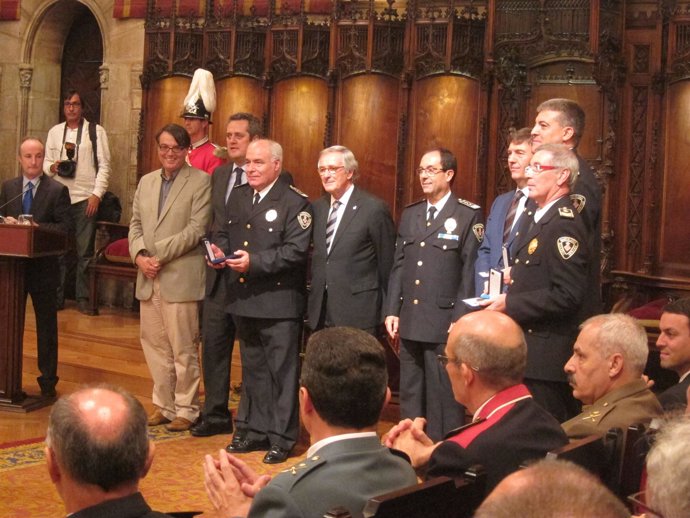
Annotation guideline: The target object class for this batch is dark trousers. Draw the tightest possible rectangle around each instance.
[234,316,301,449]
[315,289,378,335]
[200,293,238,425]
[25,286,59,392]
[399,338,463,441]
[58,199,96,304]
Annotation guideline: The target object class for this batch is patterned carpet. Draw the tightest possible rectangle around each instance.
[1,405,399,517]
[0,424,308,517]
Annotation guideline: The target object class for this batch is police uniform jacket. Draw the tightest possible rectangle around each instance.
[217,180,312,319]
[562,379,663,439]
[307,186,396,330]
[427,384,568,491]
[505,195,590,383]
[248,435,417,518]
[385,197,484,344]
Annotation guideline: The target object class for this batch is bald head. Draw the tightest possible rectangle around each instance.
[475,459,629,518]
[46,384,151,492]
[446,311,527,393]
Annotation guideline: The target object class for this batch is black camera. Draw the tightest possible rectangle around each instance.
[57,142,77,178]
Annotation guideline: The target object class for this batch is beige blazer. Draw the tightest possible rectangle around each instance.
[129,164,211,302]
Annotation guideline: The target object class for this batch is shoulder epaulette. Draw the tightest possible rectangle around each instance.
[457,198,480,210]
[558,207,575,219]
[405,199,426,208]
[290,184,309,198]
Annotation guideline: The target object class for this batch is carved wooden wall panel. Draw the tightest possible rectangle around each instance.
[408,76,481,205]
[213,77,266,144]
[659,82,690,276]
[270,77,328,198]
[336,75,400,211]
[141,77,191,174]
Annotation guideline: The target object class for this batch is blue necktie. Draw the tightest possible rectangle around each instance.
[22,182,33,214]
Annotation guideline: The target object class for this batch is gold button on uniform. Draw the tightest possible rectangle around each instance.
[417,260,423,266]
[415,280,420,285]
[413,299,419,305]
[239,278,245,283]
[420,241,425,247]
[243,241,248,246]
[246,224,251,229]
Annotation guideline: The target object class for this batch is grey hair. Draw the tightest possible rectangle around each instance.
[647,417,690,518]
[319,145,359,180]
[580,313,649,377]
[533,143,580,190]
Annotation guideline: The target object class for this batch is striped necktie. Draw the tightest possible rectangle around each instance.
[503,190,524,243]
[325,200,342,251]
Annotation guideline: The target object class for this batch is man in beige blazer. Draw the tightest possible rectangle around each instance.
[129,123,211,432]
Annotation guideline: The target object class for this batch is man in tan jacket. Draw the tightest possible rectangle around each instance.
[129,123,211,432]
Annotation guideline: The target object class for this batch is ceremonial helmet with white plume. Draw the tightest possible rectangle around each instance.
[181,68,216,123]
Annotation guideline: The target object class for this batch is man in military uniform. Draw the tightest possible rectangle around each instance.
[203,327,417,518]
[562,313,662,438]
[385,147,484,441]
[484,143,590,422]
[212,139,312,464]
[531,98,602,316]
[181,69,226,174]
[385,311,567,492]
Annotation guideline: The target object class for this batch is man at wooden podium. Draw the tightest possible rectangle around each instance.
[0,137,71,397]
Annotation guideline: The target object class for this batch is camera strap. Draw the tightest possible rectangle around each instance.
[60,119,84,163]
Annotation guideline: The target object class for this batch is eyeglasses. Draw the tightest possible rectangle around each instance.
[318,165,345,177]
[416,167,446,177]
[63,102,82,108]
[524,163,559,175]
[437,354,479,371]
[158,144,187,154]
[627,491,664,518]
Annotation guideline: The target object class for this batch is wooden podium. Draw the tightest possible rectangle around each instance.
[0,223,67,412]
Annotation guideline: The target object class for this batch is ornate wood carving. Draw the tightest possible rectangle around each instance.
[628,85,647,271]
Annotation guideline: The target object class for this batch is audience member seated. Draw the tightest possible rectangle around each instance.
[473,459,629,518]
[655,297,690,411]
[203,327,417,518]
[561,314,662,438]
[385,311,568,491]
[45,384,172,517]
[644,416,690,518]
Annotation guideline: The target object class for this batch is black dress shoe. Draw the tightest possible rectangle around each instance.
[226,437,270,454]
[190,420,233,437]
[263,445,291,464]
[228,428,248,449]
[41,387,57,398]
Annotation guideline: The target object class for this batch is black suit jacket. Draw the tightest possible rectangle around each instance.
[506,196,590,382]
[70,492,172,518]
[0,174,71,291]
[385,197,484,344]
[206,163,237,299]
[658,374,690,412]
[217,180,312,319]
[307,186,396,330]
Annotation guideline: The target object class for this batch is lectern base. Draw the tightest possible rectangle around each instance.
[0,392,55,413]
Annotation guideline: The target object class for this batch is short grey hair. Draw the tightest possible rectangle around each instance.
[580,313,649,377]
[319,145,359,180]
[647,417,690,518]
[450,329,527,390]
[475,459,629,518]
[533,143,580,190]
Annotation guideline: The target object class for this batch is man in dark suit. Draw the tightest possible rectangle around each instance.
[531,98,603,316]
[204,327,417,518]
[385,311,567,492]
[485,144,590,422]
[656,297,690,411]
[475,128,532,295]
[385,147,484,441]
[0,137,71,397]
[308,145,395,334]
[45,384,172,517]
[213,139,312,464]
[191,112,262,438]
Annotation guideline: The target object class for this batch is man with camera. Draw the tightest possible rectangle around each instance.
[43,90,111,315]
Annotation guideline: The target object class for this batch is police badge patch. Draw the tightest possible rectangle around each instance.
[557,236,579,260]
[472,223,485,243]
[570,194,586,213]
[297,211,312,229]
